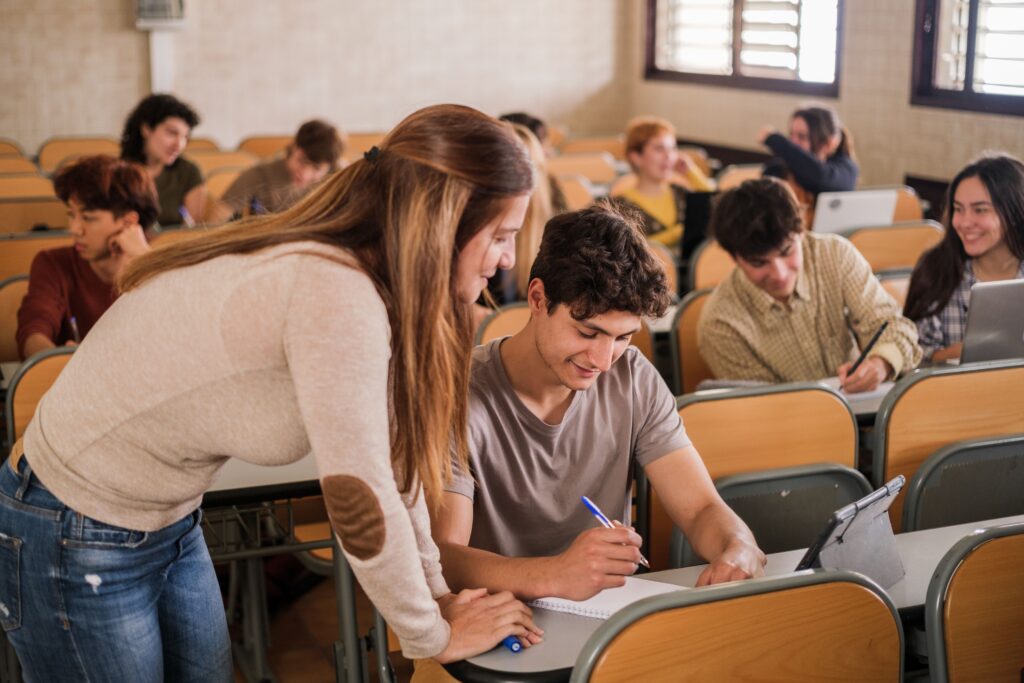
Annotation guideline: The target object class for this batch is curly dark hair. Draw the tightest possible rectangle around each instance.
[120,93,200,164]
[529,202,671,320]
[710,177,803,260]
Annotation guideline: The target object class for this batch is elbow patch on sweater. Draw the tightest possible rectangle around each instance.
[322,474,386,560]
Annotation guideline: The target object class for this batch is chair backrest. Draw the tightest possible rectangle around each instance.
[925,522,1024,683]
[237,135,291,159]
[893,186,924,221]
[716,163,763,192]
[204,167,244,201]
[0,275,29,363]
[902,434,1024,532]
[645,384,857,569]
[877,269,912,309]
[668,289,713,395]
[4,347,75,452]
[345,132,388,160]
[646,240,678,300]
[0,197,69,233]
[554,175,596,212]
[0,232,74,282]
[0,158,39,175]
[185,137,219,152]
[874,359,1024,531]
[671,463,872,567]
[560,136,625,160]
[187,150,258,176]
[571,571,902,683]
[548,153,619,185]
[0,175,55,200]
[150,227,208,247]
[37,137,120,173]
[475,303,531,345]
[0,139,25,157]
[687,239,734,291]
[630,321,655,364]
[678,146,712,177]
[844,220,944,272]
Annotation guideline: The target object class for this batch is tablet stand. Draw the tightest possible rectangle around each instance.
[818,479,905,588]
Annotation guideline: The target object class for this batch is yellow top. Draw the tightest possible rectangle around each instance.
[621,185,677,232]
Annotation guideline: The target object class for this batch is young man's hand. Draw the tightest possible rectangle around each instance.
[549,526,643,600]
[837,356,892,393]
[695,539,767,587]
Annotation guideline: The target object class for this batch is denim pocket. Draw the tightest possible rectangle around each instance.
[0,533,22,631]
[63,513,148,549]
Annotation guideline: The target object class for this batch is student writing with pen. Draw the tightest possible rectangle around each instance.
[698,178,922,393]
[418,205,764,682]
[16,155,155,359]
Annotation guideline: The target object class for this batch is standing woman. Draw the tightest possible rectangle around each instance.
[120,93,206,227]
[905,153,1024,362]
[0,104,541,682]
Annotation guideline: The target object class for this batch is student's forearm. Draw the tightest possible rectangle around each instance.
[686,502,759,562]
[22,332,56,359]
[437,542,559,601]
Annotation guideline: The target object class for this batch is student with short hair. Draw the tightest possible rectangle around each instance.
[904,153,1024,362]
[16,155,157,359]
[120,93,205,226]
[433,204,765,602]
[698,177,921,393]
[216,119,346,220]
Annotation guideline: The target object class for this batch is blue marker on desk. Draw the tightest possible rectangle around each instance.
[502,636,522,653]
[581,496,651,569]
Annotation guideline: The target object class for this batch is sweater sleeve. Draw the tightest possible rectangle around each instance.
[283,256,450,660]
[763,133,858,194]
[16,251,69,359]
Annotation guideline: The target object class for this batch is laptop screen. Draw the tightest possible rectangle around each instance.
[961,279,1024,364]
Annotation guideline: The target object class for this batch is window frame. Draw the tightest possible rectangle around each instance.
[911,0,1024,116]
[644,0,845,97]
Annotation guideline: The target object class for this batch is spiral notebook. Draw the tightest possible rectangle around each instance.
[529,577,684,620]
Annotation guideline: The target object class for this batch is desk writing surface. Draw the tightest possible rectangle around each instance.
[207,454,319,493]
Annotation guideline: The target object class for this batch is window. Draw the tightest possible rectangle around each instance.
[913,0,1024,115]
[645,0,844,96]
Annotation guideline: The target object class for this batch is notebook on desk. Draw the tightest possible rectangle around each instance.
[529,577,683,620]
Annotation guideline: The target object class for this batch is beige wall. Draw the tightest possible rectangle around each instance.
[1,0,630,154]
[627,0,1024,185]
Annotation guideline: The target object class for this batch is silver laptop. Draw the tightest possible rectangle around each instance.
[811,189,898,233]
[960,279,1024,364]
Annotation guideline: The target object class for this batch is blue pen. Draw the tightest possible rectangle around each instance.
[581,496,651,569]
[178,205,197,228]
[502,636,522,653]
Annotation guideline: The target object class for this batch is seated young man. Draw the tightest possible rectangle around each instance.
[433,204,765,605]
[697,177,921,392]
[212,119,344,221]
[17,155,156,359]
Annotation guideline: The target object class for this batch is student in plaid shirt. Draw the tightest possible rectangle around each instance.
[905,153,1024,362]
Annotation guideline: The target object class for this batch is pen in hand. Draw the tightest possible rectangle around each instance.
[581,496,650,569]
[843,321,889,388]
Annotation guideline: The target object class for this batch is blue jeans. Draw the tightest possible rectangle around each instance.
[0,457,232,683]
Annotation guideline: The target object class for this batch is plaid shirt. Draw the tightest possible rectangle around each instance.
[917,260,1024,359]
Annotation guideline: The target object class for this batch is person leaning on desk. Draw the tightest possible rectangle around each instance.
[0,104,543,683]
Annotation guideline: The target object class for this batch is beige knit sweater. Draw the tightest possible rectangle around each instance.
[24,241,451,658]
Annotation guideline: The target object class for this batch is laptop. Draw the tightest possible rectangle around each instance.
[811,189,898,233]
[960,279,1024,364]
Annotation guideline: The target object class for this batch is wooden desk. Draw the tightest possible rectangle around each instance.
[450,514,1024,682]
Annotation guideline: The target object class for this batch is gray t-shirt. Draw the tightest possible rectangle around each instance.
[447,339,691,558]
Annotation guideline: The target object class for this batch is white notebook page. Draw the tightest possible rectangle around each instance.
[529,577,684,620]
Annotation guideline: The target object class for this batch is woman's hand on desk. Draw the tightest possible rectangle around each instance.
[695,540,767,587]
[434,588,543,663]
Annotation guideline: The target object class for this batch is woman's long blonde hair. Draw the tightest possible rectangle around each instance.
[120,104,534,506]
[509,124,554,299]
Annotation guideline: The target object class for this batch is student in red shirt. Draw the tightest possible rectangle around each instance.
[16,155,158,359]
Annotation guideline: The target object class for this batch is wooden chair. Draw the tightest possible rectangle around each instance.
[149,227,208,247]
[571,571,902,682]
[560,136,626,161]
[873,359,1024,531]
[647,240,679,300]
[668,288,713,395]
[0,197,68,233]
[204,167,244,201]
[844,220,944,272]
[3,346,75,452]
[687,239,733,291]
[547,124,568,151]
[37,137,120,173]
[237,135,291,159]
[554,175,596,211]
[925,521,1024,683]
[678,146,714,177]
[0,275,29,363]
[877,269,912,309]
[185,137,219,152]
[475,303,530,345]
[715,163,763,191]
[0,232,73,282]
[630,322,655,365]
[0,139,25,157]
[0,158,39,175]
[902,434,1024,532]
[345,132,388,161]
[645,383,857,569]
[187,150,259,176]
[548,153,619,185]
[0,175,55,200]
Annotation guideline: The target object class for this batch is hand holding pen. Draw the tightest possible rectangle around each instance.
[838,321,891,393]
[582,496,651,569]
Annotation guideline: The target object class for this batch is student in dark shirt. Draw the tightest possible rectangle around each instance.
[17,155,158,358]
[120,93,205,226]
